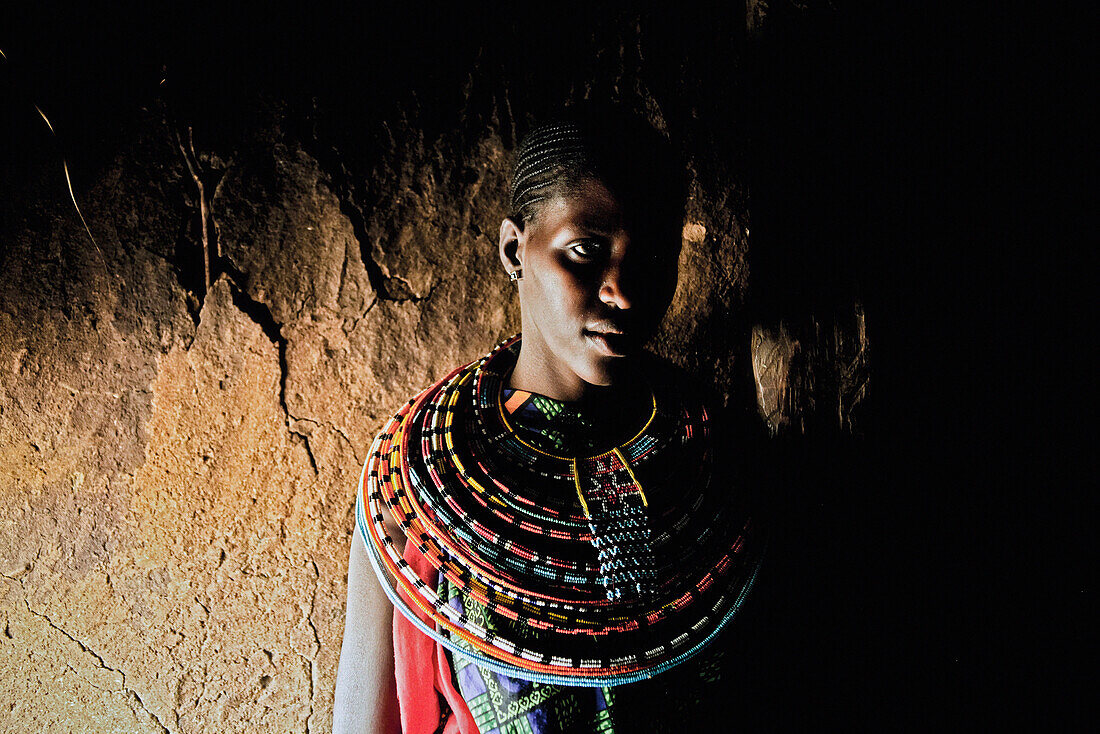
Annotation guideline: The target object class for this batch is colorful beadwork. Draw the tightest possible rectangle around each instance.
[358,335,762,686]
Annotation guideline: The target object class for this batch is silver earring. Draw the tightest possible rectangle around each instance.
[509,269,523,282]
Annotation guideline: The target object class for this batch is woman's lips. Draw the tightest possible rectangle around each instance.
[584,329,630,357]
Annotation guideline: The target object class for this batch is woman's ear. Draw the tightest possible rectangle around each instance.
[498,217,524,275]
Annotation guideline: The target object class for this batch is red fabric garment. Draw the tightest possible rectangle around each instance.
[392,540,477,734]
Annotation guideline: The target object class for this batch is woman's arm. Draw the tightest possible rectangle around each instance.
[333,526,403,734]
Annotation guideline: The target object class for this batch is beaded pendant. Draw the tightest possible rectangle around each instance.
[573,449,658,601]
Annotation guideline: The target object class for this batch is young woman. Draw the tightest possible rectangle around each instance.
[334,106,764,734]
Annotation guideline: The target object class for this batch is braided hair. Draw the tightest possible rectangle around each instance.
[508,104,687,231]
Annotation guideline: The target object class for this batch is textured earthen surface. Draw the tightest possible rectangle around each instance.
[0,5,867,731]
[0,109,519,732]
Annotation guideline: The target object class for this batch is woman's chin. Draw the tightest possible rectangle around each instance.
[580,354,640,388]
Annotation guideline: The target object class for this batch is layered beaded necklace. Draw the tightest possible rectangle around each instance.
[358,335,762,686]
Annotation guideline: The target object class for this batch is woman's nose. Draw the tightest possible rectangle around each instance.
[598,261,634,311]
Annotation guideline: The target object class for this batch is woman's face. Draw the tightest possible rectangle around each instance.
[501,177,681,400]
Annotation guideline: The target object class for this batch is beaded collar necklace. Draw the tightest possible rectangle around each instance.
[357,335,762,686]
[494,379,659,461]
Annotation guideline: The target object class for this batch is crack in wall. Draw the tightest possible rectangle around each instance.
[1,572,172,733]
[295,432,320,476]
[296,652,315,734]
[62,661,110,692]
[299,132,436,305]
[216,266,319,474]
[287,416,361,466]
[328,423,360,464]
[336,189,393,301]
[391,274,439,304]
[343,293,379,337]
[303,559,321,734]
[172,126,369,481]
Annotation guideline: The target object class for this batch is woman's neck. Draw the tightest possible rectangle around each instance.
[509,357,643,406]
[509,337,589,402]
[507,359,651,446]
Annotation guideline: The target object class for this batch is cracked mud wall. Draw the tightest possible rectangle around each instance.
[0,108,518,732]
[1,4,870,732]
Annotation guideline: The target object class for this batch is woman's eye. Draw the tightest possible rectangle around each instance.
[568,241,606,260]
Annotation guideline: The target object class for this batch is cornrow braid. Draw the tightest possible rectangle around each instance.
[507,104,688,232]
[509,121,591,229]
